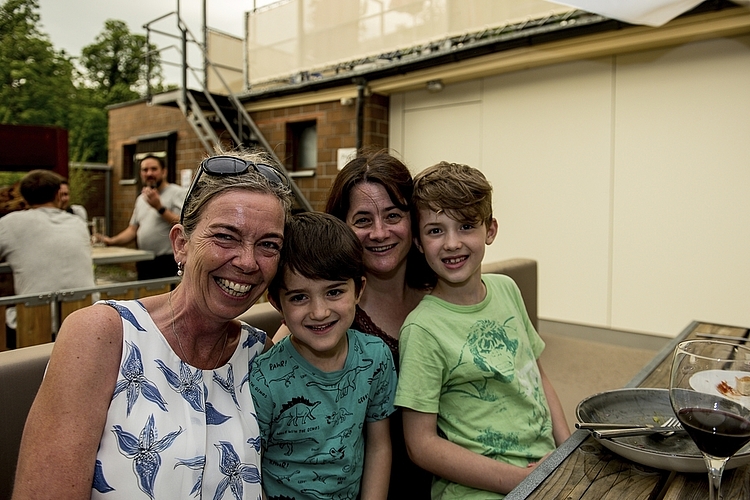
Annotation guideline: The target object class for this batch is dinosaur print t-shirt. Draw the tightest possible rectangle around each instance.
[93,300,267,499]
[250,329,397,499]
[395,274,555,500]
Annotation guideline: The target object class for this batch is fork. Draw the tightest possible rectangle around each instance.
[592,417,684,439]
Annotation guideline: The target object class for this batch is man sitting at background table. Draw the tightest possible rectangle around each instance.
[0,169,95,348]
[97,155,186,280]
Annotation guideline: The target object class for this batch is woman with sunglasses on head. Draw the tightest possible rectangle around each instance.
[273,148,434,499]
[13,150,292,500]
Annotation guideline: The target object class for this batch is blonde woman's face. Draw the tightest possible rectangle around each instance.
[182,190,285,321]
[346,182,412,278]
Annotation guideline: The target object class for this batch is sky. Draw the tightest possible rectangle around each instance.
[37,0,277,85]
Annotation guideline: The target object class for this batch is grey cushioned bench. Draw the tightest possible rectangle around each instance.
[0,342,54,499]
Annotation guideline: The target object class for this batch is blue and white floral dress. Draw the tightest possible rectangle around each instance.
[92,300,266,500]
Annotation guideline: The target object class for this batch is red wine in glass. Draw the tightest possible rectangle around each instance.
[677,406,750,458]
[670,340,750,500]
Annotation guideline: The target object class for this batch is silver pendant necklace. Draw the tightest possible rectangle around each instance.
[168,290,229,370]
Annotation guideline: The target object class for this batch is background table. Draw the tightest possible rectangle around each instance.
[0,246,154,274]
[88,246,154,265]
[508,321,750,500]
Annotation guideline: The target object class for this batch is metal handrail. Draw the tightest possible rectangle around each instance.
[58,277,182,302]
[0,277,181,307]
[143,6,314,212]
[0,292,56,308]
[1,277,182,338]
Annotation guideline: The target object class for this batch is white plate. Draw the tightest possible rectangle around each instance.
[576,388,750,473]
[689,369,750,408]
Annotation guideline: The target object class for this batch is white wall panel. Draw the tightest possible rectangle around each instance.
[392,34,750,337]
[611,36,750,336]
[400,97,483,173]
[402,79,482,110]
[481,60,614,327]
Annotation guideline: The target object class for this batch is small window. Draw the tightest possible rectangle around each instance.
[122,144,137,184]
[288,121,317,173]
[120,132,177,185]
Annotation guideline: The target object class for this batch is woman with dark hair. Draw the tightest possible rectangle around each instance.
[316,148,434,498]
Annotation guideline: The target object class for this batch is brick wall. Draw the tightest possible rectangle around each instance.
[107,93,389,229]
[249,93,389,210]
[108,101,206,241]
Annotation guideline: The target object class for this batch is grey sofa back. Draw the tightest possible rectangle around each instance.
[0,342,54,499]
[482,258,538,330]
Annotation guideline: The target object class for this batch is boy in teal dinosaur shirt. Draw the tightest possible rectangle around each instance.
[250,211,397,500]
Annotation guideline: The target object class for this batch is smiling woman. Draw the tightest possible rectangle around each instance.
[12,149,293,500]
[324,149,435,499]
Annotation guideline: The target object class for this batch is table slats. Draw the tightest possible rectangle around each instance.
[531,439,667,499]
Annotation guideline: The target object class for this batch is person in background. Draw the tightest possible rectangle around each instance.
[12,150,291,499]
[58,179,88,221]
[0,170,94,349]
[395,162,570,499]
[0,182,27,217]
[252,211,396,500]
[98,155,187,279]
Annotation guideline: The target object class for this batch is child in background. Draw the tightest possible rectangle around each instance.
[395,162,570,499]
[250,211,397,500]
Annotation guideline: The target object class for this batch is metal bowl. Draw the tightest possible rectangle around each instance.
[576,387,750,473]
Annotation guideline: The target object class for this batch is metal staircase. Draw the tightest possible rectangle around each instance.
[144,11,313,212]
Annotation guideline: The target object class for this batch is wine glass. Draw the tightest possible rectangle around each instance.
[670,340,750,500]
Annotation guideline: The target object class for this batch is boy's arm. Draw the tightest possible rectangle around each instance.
[402,408,540,495]
[360,417,391,500]
[538,362,571,445]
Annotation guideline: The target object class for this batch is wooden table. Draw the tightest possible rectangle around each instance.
[88,246,155,265]
[0,246,154,274]
[507,321,750,500]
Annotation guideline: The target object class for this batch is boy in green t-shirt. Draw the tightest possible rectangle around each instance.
[250,211,397,500]
[394,162,570,499]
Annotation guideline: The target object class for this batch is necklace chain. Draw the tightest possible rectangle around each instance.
[168,290,229,371]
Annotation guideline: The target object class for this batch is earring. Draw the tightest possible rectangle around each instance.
[177,262,184,277]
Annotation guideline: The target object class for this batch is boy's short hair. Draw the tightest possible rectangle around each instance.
[412,161,493,227]
[268,211,365,306]
[19,169,65,206]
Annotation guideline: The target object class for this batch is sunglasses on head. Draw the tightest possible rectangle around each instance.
[180,155,288,224]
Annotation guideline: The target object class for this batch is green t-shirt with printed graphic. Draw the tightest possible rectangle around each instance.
[251,329,397,499]
[395,274,554,500]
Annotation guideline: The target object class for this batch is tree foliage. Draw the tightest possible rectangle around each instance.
[0,0,76,126]
[0,0,167,164]
[78,19,164,105]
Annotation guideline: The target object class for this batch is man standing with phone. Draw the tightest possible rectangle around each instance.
[98,155,187,279]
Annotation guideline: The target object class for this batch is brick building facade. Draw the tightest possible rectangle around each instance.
[107,93,389,237]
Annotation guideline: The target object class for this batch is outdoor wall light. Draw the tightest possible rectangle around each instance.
[426,79,444,93]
